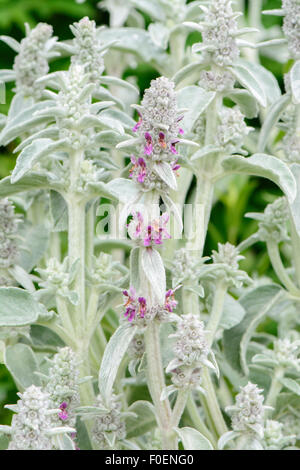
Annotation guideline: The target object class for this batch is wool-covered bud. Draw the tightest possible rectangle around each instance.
[198,70,235,93]
[90,252,126,289]
[92,394,126,449]
[247,197,289,243]
[0,199,21,279]
[171,248,206,286]
[127,211,171,247]
[217,107,252,154]
[282,0,300,59]
[70,17,105,82]
[129,77,183,191]
[45,347,80,427]
[226,382,268,446]
[37,257,79,305]
[211,242,251,288]
[77,160,108,193]
[274,337,300,370]
[200,0,239,67]
[7,385,61,450]
[167,314,214,391]
[13,23,54,98]
[263,419,296,450]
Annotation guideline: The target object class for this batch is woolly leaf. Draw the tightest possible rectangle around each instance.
[125,401,156,438]
[141,248,166,304]
[222,154,296,204]
[98,323,137,406]
[0,287,45,326]
[175,427,213,450]
[5,343,41,390]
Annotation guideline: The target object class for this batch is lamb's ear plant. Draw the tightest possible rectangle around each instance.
[0,0,300,451]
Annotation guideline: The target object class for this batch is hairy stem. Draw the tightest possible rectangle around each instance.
[144,321,175,449]
[267,240,300,296]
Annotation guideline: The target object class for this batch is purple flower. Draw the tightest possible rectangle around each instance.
[123,287,147,322]
[133,118,142,132]
[165,286,181,312]
[144,132,153,155]
[159,132,167,149]
[172,160,181,172]
[58,402,69,421]
[170,140,179,155]
[130,156,147,183]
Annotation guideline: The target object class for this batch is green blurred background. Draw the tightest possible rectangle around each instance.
[0,0,284,424]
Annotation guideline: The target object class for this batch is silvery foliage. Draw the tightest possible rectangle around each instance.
[0,0,299,451]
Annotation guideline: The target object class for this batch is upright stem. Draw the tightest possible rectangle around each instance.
[290,216,300,288]
[144,321,175,449]
[201,368,228,437]
[206,280,228,349]
[186,394,217,448]
[265,366,284,414]
[67,148,95,409]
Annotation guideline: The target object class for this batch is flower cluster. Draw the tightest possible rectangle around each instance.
[225,382,268,448]
[45,347,80,427]
[55,64,92,149]
[282,0,300,59]
[217,107,251,154]
[0,198,21,283]
[13,23,54,98]
[70,17,105,82]
[199,0,239,67]
[166,314,213,391]
[6,385,70,450]
[247,197,289,243]
[263,419,296,450]
[129,77,183,192]
[210,242,251,288]
[127,211,171,247]
[92,394,126,449]
[276,99,300,163]
[122,286,179,326]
